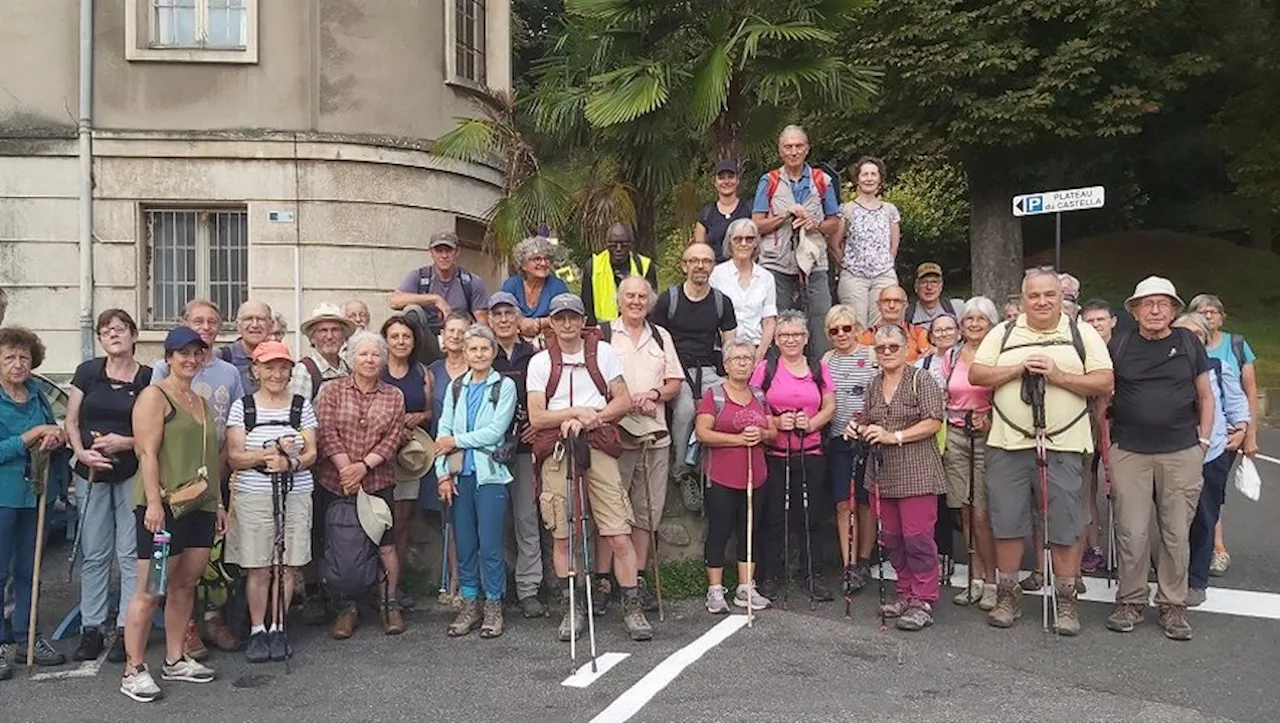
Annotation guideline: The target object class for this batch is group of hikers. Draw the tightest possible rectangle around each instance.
[0,125,1261,705]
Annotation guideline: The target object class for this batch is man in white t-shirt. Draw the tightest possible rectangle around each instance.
[526,293,653,644]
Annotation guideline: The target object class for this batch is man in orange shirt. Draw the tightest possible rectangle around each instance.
[856,285,931,362]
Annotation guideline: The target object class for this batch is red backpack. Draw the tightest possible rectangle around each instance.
[764,167,831,207]
[530,331,624,470]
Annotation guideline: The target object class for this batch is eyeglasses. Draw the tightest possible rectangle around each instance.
[527,256,551,264]
[828,324,855,336]
[683,258,715,266]
[731,236,758,245]
[1024,265,1056,276]
[726,355,754,364]
[880,299,907,306]
[932,327,959,336]
[1137,299,1174,312]
[776,332,806,341]
[98,325,131,337]
[874,344,903,355]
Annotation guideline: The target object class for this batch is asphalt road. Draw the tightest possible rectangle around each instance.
[5,427,1279,723]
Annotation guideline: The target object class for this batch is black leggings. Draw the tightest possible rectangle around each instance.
[703,483,762,569]
[761,453,828,580]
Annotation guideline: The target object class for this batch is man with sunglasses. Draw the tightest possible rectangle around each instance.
[581,223,659,327]
[857,286,931,362]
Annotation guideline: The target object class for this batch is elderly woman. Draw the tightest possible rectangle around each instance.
[836,157,900,328]
[314,330,408,640]
[225,341,318,664]
[423,312,472,607]
[0,327,68,675]
[750,310,835,602]
[1173,313,1250,607]
[820,305,878,594]
[710,218,777,364]
[694,160,753,262]
[938,297,998,610]
[65,310,153,664]
[122,327,224,701]
[501,236,570,337]
[436,325,517,639]
[696,339,776,613]
[852,324,947,631]
[915,315,960,386]
[269,313,289,343]
[1189,293,1259,575]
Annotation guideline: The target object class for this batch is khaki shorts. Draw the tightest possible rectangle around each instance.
[943,428,988,509]
[226,491,313,568]
[618,446,669,531]
[540,448,633,540]
[393,477,421,502]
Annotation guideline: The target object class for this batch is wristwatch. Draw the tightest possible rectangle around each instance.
[894,431,904,446]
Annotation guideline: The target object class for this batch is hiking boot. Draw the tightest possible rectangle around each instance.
[1081,546,1104,573]
[977,583,998,612]
[183,621,209,661]
[734,582,771,611]
[1209,549,1230,576]
[987,579,1023,628]
[74,626,104,661]
[15,635,66,666]
[1075,578,1087,595]
[896,601,934,631]
[396,587,417,611]
[119,664,162,702]
[843,563,869,595]
[108,628,127,663]
[202,612,241,652]
[519,595,547,619]
[1186,587,1207,608]
[161,655,215,683]
[953,579,984,606]
[878,600,906,618]
[636,577,660,613]
[678,472,704,513]
[1019,571,1044,592]
[1106,603,1145,633]
[1052,580,1081,637]
[0,652,11,681]
[622,590,654,642]
[301,594,328,626]
[705,585,730,614]
[1159,604,1193,641]
[805,574,834,602]
[757,574,781,601]
[245,631,271,664]
[268,630,292,661]
[591,576,612,617]
[382,607,407,635]
[448,599,483,637]
[330,608,358,640]
[557,593,586,642]
[479,600,505,639]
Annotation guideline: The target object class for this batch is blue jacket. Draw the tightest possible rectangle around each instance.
[0,380,56,508]
[434,369,517,486]
[1206,361,1250,463]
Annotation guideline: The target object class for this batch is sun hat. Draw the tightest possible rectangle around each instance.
[300,303,356,337]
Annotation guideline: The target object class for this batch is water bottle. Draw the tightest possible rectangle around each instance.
[146,531,171,597]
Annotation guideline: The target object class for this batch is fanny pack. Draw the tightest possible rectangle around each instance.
[164,407,211,518]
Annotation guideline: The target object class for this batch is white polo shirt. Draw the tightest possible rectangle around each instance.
[710,261,777,345]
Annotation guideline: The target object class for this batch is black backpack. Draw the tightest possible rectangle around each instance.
[448,376,515,463]
[241,394,305,432]
[988,318,1088,440]
[322,497,381,597]
[760,349,826,400]
[418,266,476,315]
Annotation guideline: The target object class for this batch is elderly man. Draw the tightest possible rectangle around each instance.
[486,291,546,618]
[217,300,274,394]
[389,230,488,342]
[591,277,684,614]
[751,125,840,352]
[581,223,658,327]
[291,304,355,403]
[857,286,931,362]
[527,294,653,642]
[344,299,371,331]
[906,263,965,327]
[1104,277,1214,641]
[652,242,737,497]
[969,269,1113,636]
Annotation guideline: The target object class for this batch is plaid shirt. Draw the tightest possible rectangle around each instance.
[860,366,946,499]
[314,375,406,496]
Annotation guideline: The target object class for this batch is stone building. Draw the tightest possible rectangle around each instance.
[0,0,510,373]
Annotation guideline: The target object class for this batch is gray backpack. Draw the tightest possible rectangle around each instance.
[322,497,380,597]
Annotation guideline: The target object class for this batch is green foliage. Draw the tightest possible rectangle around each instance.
[880,163,970,280]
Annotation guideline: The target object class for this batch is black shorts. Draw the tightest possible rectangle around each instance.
[135,507,217,560]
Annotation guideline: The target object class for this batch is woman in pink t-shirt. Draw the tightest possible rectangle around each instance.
[696,340,778,614]
[748,311,836,603]
[939,297,998,610]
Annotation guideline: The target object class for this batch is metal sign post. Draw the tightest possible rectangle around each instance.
[1012,186,1106,270]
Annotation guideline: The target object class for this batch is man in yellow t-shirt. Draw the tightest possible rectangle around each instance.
[970,269,1113,636]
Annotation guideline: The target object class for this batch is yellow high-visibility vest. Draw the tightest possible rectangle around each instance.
[589,249,650,322]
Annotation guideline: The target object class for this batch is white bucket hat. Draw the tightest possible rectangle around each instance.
[356,488,393,546]
[301,302,357,337]
[1125,276,1184,310]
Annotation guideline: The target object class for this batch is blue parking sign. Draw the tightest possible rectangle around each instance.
[1026,195,1043,213]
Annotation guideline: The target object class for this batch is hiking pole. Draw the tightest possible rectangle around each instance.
[797,431,816,611]
[745,444,755,628]
[965,411,977,604]
[871,449,886,632]
[844,439,867,621]
[439,500,453,599]
[27,456,50,669]
[562,439,578,668]
[1097,413,1116,589]
[1030,375,1056,633]
[572,433,599,673]
[68,466,96,583]
[782,428,792,610]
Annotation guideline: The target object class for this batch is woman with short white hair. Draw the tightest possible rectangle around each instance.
[710,218,777,363]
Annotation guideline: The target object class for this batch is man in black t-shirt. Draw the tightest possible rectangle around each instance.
[649,242,737,487]
[1104,276,1215,642]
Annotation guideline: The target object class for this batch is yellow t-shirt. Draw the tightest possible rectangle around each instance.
[973,313,1113,453]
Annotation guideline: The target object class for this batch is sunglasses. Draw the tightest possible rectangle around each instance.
[828,324,855,336]
[873,344,903,355]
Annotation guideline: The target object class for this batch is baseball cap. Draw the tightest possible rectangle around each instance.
[429,230,459,249]
[252,340,294,364]
[163,326,209,352]
[713,159,739,175]
[488,291,519,310]
[548,293,586,317]
[915,262,943,279]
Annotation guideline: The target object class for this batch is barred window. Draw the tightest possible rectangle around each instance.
[454,0,487,85]
[152,0,247,49]
[145,208,248,328]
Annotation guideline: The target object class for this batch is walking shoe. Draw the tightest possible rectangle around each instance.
[1052,580,1081,637]
[14,635,66,666]
[1186,587,1207,608]
[757,574,781,601]
[1018,571,1044,592]
[120,664,162,702]
[330,608,358,640]
[878,600,906,619]
[591,576,612,617]
[1209,549,1230,577]
[448,599,483,637]
[557,594,586,642]
[896,601,934,631]
[0,652,11,681]
[1075,578,1087,594]
[479,600,505,639]
[705,585,730,614]
[1080,546,1104,573]
[202,612,241,652]
[107,628,128,664]
[1105,603,1145,633]
[268,630,292,661]
[843,563,869,594]
[621,590,654,642]
[74,626,105,661]
[396,586,417,611]
[519,595,547,619]
[987,579,1023,628]
[678,472,704,513]
[1158,604,1193,641]
[245,631,271,664]
[161,655,215,683]
[636,577,660,613]
[805,574,834,602]
[382,607,407,635]
[301,594,328,626]
[953,579,984,606]
[734,582,771,611]
[183,621,209,661]
[977,583,998,612]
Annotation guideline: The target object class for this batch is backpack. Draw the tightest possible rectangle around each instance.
[905,299,965,327]
[322,497,381,597]
[764,167,831,207]
[599,321,665,351]
[543,332,611,400]
[988,318,1089,440]
[299,357,327,401]
[418,266,476,315]
[448,376,515,464]
[760,350,826,399]
[241,394,305,432]
[1228,333,1248,373]
[663,285,725,328]
[710,383,768,416]
[218,346,234,364]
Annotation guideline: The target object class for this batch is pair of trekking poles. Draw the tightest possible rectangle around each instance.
[779,424,817,612]
[267,437,296,671]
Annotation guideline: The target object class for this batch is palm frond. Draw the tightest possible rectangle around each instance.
[566,0,650,25]
[432,119,497,164]
[688,43,734,130]
[584,62,671,126]
[741,20,835,61]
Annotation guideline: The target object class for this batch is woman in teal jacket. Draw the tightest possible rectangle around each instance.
[436,324,517,639]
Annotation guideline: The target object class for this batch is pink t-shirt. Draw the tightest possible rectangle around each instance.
[749,359,835,456]
[697,389,768,490]
[943,357,993,426]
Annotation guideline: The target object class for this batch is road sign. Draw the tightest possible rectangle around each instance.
[1012,186,1105,217]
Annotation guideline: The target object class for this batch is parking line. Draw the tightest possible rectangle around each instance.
[31,655,104,681]
[562,652,629,688]
[1254,453,1280,466]
[588,616,749,723]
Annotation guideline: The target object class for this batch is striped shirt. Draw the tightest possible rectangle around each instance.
[227,397,318,495]
[826,346,878,439]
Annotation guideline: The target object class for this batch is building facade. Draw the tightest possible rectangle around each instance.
[0,0,511,373]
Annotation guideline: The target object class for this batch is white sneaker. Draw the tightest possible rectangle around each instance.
[734,582,771,611]
[978,583,998,612]
[120,665,163,703]
[953,579,984,606]
[705,585,730,614]
[161,655,215,683]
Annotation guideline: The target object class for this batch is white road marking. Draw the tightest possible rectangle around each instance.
[1253,453,1280,466]
[561,652,629,688]
[31,655,105,681]
[873,563,1280,620]
[588,615,748,723]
